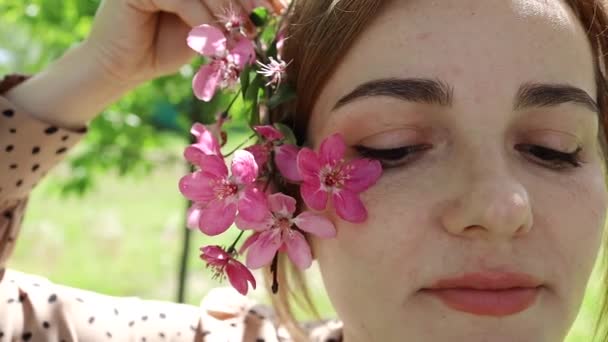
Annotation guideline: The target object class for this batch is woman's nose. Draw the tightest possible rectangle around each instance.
[440,166,533,241]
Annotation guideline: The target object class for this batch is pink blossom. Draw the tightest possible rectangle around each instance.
[200,245,256,295]
[256,57,291,88]
[274,144,301,182]
[217,3,248,36]
[245,125,302,182]
[184,123,222,165]
[245,125,281,167]
[188,25,256,101]
[254,125,284,141]
[186,202,205,230]
[236,192,336,269]
[297,133,383,223]
[179,150,266,235]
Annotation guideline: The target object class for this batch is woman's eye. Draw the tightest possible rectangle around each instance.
[515,144,583,170]
[354,144,432,167]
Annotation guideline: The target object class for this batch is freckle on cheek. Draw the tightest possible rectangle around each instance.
[416,32,432,41]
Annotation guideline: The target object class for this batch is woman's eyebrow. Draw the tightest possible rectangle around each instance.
[332,78,453,111]
[514,82,599,114]
[332,78,599,114]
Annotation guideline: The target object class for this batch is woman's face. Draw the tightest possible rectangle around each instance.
[307,0,608,341]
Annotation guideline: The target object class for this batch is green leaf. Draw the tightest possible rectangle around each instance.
[249,97,260,127]
[249,7,270,27]
[266,41,278,60]
[240,64,252,98]
[268,83,296,109]
[259,20,278,47]
[274,123,298,145]
[244,75,264,126]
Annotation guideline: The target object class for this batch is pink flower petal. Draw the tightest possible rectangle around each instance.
[235,212,272,231]
[190,123,221,156]
[229,38,256,68]
[193,63,222,102]
[238,232,261,254]
[254,125,284,141]
[332,190,367,223]
[178,172,216,203]
[199,200,238,235]
[245,144,269,169]
[285,231,313,269]
[184,145,206,167]
[345,158,383,193]
[319,133,346,166]
[297,148,321,182]
[246,230,281,269]
[185,144,224,168]
[226,260,256,295]
[186,203,205,230]
[237,186,269,223]
[231,150,258,185]
[187,24,227,56]
[268,193,296,217]
[300,180,328,211]
[275,144,302,182]
[293,211,336,238]
[200,245,230,267]
[197,155,228,181]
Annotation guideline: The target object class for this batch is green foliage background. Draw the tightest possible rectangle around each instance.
[0,0,333,320]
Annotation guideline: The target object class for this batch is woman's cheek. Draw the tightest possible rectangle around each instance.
[515,164,607,322]
[329,179,435,285]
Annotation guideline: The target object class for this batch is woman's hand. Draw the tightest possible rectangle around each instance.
[5,0,283,129]
[87,0,283,85]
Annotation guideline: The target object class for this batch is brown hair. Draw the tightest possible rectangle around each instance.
[268,1,608,341]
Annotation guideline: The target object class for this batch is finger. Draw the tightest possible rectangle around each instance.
[155,13,197,74]
[150,0,215,27]
[203,0,248,20]
[266,0,286,14]
[240,0,268,12]
[240,0,284,14]
[203,0,258,36]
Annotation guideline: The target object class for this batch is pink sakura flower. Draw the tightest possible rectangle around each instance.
[217,3,248,36]
[256,57,291,88]
[200,245,256,295]
[236,192,336,269]
[187,25,256,101]
[179,150,266,235]
[297,133,383,223]
[245,125,302,182]
[184,123,222,166]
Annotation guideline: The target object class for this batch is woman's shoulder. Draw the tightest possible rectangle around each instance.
[200,287,344,342]
[0,271,342,341]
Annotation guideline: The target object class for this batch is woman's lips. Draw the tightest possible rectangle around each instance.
[420,271,543,317]
[421,287,541,316]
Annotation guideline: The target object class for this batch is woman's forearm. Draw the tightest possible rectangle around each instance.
[4,41,138,130]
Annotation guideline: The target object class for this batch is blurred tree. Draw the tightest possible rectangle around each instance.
[0,0,239,301]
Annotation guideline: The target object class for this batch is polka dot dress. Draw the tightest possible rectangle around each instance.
[0,94,343,341]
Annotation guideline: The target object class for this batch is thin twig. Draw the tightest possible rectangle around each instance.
[227,230,246,254]
[222,133,257,157]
